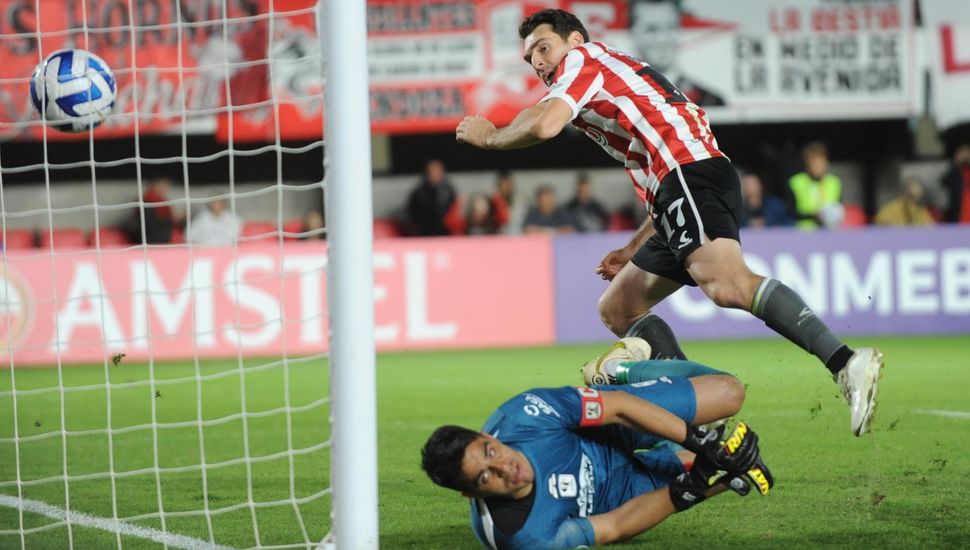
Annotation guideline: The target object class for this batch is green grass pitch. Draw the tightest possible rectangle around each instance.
[1,335,968,549]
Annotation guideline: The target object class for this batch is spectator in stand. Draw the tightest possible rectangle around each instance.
[464,192,499,235]
[407,158,458,236]
[490,170,515,232]
[188,194,239,245]
[523,185,576,234]
[874,176,935,226]
[942,143,970,224]
[125,177,183,244]
[302,209,325,240]
[567,172,609,232]
[787,142,843,230]
[740,172,791,228]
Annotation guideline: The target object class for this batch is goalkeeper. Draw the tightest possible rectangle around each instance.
[421,338,773,550]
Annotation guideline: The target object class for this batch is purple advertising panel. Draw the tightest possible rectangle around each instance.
[554,225,970,343]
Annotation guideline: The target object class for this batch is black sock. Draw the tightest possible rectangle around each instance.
[751,278,848,374]
[624,313,687,360]
[825,346,854,375]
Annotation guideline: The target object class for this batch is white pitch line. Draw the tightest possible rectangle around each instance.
[0,494,234,550]
[914,409,970,419]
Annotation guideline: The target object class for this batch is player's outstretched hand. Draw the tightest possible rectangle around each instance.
[671,451,773,512]
[595,247,633,281]
[719,454,775,497]
[683,421,760,474]
[455,115,497,148]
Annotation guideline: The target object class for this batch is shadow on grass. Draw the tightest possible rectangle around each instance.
[382,522,480,550]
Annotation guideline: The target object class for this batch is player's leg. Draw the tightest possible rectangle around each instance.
[613,358,728,385]
[625,312,687,360]
[603,374,770,508]
[687,373,745,425]
[666,158,882,436]
[685,239,883,435]
[596,372,743,445]
[598,237,688,360]
[685,238,848,364]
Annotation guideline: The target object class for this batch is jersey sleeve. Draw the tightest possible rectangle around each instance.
[551,517,596,549]
[539,47,604,120]
[521,386,606,430]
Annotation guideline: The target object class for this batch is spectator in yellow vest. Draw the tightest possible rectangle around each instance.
[788,142,843,230]
[874,176,936,226]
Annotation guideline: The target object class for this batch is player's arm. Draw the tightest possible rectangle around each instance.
[455,98,573,150]
[588,389,761,473]
[587,482,729,545]
[587,486,674,545]
[626,216,657,250]
[594,389,687,442]
[595,217,656,280]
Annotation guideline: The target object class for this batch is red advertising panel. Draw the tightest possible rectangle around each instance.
[0,237,554,365]
[0,0,628,141]
[0,0,916,141]
[0,0,314,141]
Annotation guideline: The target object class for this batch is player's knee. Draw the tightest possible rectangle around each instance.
[721,376,746,415]
[597,292,628,337]
[701,283,742,309]
[701,279,752,310]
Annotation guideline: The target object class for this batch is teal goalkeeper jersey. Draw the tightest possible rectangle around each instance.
[469,378,696,550]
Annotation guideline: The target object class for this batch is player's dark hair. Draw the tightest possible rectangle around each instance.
[518,9,590,43]
[421,425,481,492]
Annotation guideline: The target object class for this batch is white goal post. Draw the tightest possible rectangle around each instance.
[320,0,378,548]
[0,0,377,548]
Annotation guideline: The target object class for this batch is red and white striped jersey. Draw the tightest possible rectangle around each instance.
[539,41,726,215]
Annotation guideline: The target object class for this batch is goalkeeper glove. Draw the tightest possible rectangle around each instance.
[670,453,775,511]
[682,420,760,474]
[717,453,775,497]
[741,455,774,496]
[668,455,724,511]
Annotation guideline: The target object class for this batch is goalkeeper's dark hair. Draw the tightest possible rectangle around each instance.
[421,425,481,492]
[518,9,590,43]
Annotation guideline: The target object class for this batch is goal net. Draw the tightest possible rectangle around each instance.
[0,1,376,549]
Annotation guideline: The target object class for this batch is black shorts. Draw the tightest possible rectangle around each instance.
[631,157,742,287]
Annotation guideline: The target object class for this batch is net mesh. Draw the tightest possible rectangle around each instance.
[0,1,331,548]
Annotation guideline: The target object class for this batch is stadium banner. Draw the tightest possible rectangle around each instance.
[553,225,970,343]
[653,0,919,122]
[256,0,923,136]
[922,0,970,130]
[0,0,919,141]
[0,236,554,365]
[0,0,316,142]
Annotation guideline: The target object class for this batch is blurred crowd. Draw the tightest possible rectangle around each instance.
[0,176,328,249]
[394,142,968,239]
[4,141,969,250]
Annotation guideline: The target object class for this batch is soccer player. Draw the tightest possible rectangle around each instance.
[454,8,883,436]
[421,347,772,550]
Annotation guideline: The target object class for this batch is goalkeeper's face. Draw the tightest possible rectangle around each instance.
[459,435,535,499]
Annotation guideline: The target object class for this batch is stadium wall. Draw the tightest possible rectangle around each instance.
[1,226,967,365]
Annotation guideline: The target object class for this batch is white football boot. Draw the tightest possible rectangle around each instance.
[836,348,884,436]
[581,337,652,385]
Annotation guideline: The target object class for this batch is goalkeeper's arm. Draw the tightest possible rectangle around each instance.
[593,390,690,443]
[593,378,755,471]
[598,388,761,475]
[587,481,729,545]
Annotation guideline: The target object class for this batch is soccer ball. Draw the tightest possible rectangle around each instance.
[30,49,116,133]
